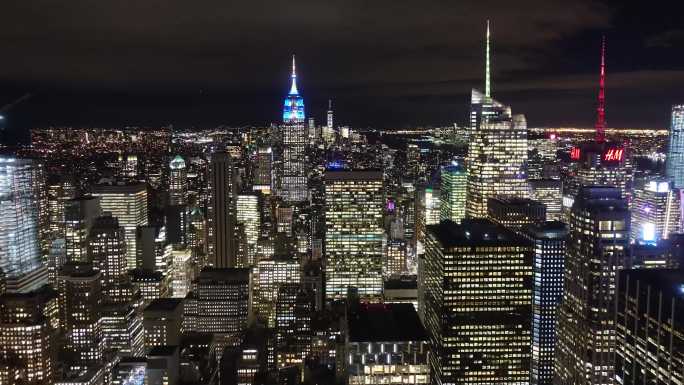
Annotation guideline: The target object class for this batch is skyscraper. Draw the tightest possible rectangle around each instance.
[555,187,629,385]
[58,262,104,370]
[667,104,684,189]
[87,214,132,303]
[235,194,260,267]
[208,151,237,268]
[529,179,562,221]
[420,219,533,384]
[64,196,102,264]
[169,155,188,206]
[0,158,45,292]
[525,222,567,385]
[254,147,274,192]
[253,257,300,327]
[324,170,384,300]
[0,287,58,385]
[92,183,149,269]
[466,22,529,218]
[439,163,467,223]
[487,196,546,232]
[615,269,684,385]
[281,55,308,202]
[630,179,680,243]
[327,99,333,130]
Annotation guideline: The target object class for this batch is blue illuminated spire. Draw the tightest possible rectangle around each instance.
[289,55,299,95]
[283,54,305,123]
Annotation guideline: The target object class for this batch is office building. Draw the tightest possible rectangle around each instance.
[208,151,237,268]
[384,239,407,277]
[0,158,45,291]
[253,257,300,327]
[236,194,260,267]
[100,302,145,358]
[274,284,313,368]
[143,298,184,350]
[65,196,102,263]
[254,147,274,192]
[325,170,384,300]
[630,179,680,243]
[327,99,334,130]
[183,267,250,337]
[466,23,528,218]
[555,187,629,385]
[615,269,684,385]
[92,183,148,269]
[439,163,467,223]
[87,214,131,302]
[420,219,533,384]
[169,155,188,206]
[666,104,684,189]
[171,248,193,298]
[129,268,169,307]
[0,286,58,385]
[58,263,104,370]
[341,303,429,385]
[525,222,567,385]
[487,197,546,232]
[383,275,418,310]
[529,179,562,221]
[281,55,308,202]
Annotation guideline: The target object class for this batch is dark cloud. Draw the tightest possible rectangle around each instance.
[0,0,682,140]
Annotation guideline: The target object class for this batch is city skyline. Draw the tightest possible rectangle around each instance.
[1,1,684,142]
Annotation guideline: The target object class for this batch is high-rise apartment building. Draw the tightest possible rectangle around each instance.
[439,163,467,223]
[92,183,148,269]
[281,55,308,202]
[325,170,384,300]
[630,179,680,243]
[0,158,46,292]
[666,104,684,189]
[555,187,629,385]
[420,219,533,384]
[169,155,188,206]
[615,269,684,385]
[208,152,237,268]
[525,222,567,385]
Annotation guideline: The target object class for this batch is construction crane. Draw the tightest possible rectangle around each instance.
[0,93,31,121]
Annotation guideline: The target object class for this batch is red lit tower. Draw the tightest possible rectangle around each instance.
[595,36,606,142]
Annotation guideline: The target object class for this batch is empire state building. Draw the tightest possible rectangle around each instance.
[281,55,308,202]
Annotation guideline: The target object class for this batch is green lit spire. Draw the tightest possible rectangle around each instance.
[485,20,491,99]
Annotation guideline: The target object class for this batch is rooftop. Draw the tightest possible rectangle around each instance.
[324,169,383,182]
[348,303,427,342]
[145,298,183,312]
[428,219,531,248]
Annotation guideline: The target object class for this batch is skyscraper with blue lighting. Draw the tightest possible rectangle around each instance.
[281,55,308,202]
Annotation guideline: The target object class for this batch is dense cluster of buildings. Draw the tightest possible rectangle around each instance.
[1,23,683,385]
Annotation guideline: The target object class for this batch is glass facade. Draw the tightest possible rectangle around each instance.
[667,104,684,189]
[325,171,384,300]
[0,158,42,279]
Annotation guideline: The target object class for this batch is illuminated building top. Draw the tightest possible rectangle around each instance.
[283,55,305,123]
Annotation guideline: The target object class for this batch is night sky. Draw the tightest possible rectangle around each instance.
[1,0,684,142]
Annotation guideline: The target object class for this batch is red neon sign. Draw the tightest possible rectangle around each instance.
[603,148,624,162]
[570,147,581,160]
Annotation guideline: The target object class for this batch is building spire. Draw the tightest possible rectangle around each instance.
[595,36,606,142]
[485,20,491,99]
[289,54,299,95]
